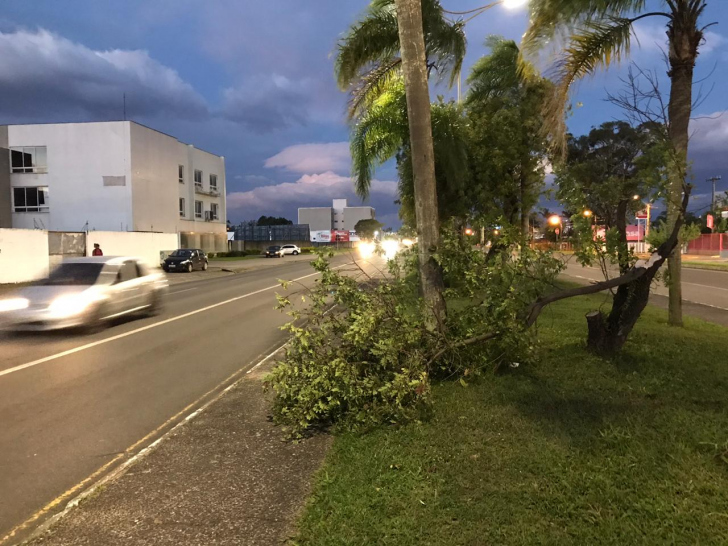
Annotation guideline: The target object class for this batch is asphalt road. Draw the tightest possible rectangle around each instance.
[0,255,353,543]
[561,259,728,319]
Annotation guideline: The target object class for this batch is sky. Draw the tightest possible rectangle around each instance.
[1,0,728,227]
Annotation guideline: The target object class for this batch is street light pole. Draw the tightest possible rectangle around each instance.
[707,176,722,213]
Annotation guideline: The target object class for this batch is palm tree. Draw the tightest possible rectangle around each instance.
[523,0,711,327]
[350,78,468,225]
[336,0,466,120]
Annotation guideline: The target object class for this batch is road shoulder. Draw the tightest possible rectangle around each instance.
[25,358,332,546]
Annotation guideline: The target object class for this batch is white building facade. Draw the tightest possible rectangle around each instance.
[298,199,375,232]
[0,121,227,252]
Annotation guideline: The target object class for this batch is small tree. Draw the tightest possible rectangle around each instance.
[354,218,384,239]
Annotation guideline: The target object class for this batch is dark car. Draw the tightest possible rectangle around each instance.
[265,245,284,258]
[163,249,208,272]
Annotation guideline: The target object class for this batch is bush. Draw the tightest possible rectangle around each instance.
[265,233,563,437]
[246,249,262,256]
[300,247,316,254]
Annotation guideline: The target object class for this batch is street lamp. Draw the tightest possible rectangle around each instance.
[707,176,722,213]
[548,214,562,242]
[583,210,593,218]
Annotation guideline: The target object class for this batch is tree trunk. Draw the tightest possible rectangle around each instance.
[666,1,701,327]
[395,0,446,328]
[615,199,630,275]
[520,171,530,238]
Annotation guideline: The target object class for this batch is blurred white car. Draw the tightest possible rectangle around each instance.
[0,257,167,332]
[280,244,301,255]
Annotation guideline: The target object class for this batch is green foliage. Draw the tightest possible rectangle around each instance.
[335,0,465,120]
[256,215,293,226]
[353,218,384,239]
[646,219,701,251]
[266,231,563,437]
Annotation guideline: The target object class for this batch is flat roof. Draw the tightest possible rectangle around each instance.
[2,120,223,159]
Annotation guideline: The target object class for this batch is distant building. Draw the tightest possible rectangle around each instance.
[298,198,375,232]
[0,121,228,253]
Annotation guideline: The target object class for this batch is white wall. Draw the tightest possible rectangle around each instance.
[86,231,179,268]
[8,122,133,232]
[0,228,49,283]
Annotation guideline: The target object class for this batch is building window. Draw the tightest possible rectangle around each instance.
[194,170,203,189]
[194,200,203,219]
[179,165,184,184]
[210,174,217,191]
[211,203,219,220]
[179,198,186,217]
[10,146,47,174]
[13,187,49,212]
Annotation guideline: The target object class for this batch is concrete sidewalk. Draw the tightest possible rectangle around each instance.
[25,358,331,546]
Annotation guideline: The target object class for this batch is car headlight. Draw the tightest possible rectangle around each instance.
[0,298,29,312]
[48,294,95,318]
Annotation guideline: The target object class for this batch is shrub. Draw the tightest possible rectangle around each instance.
[265,233,562,437]
[300,247,316,254]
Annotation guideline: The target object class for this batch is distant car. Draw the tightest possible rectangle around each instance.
[0,257,168,332]
[265,245,284,258]
[163,249,208,273]
[280,244,301,256]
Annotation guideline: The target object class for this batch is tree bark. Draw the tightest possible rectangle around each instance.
[520,171,531,238]
[395,0,446,328]
[666,1,702,327]
[615,199,630,275]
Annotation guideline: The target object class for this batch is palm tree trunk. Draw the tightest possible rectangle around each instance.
[395,0,446,328]
[666,5,699,327]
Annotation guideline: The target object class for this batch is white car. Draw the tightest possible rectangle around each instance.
[280,244,301,256]
[0,257,167,332]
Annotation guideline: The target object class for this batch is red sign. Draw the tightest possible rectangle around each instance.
[332,230,350,242]
[626,225,645,242]
[707,214,714,230]
[636,210,649,219]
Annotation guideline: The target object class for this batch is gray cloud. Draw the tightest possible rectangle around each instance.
[0,29,208,122]
[264,142,351,174]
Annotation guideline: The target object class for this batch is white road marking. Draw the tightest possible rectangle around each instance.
[0,266,345,380]
[170,287,198,295]
[682,281,728,292]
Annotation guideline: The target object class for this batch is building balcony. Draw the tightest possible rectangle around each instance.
[195,185,221,197]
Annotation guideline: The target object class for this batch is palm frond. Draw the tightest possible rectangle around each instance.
[523,0,646,53]
[347,58,401,121]
[335,5,399,91]
[350,80,408,198]
[547,16,635,154]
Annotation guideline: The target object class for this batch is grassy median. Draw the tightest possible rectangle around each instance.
[293,295,728,545]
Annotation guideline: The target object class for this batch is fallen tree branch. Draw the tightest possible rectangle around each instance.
[427,331,500,367]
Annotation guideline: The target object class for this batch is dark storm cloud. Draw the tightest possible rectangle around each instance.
[0,29,209,122]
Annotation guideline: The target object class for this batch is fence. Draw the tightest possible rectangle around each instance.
[687,233,727,256]
[234,224,310,242]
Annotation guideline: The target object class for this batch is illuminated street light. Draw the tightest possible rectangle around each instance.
[633,194,641,201]
[464,228,474,236]
[583,210,593,218]
[548,215,561,227]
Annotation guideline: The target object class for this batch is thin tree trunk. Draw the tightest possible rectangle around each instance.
[395,0,446,328]
[520,171,530,238]
[615,199,630,275]
[666,2,700,327]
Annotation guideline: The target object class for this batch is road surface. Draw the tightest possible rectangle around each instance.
[0,255,353,543]
[561,259,728,321]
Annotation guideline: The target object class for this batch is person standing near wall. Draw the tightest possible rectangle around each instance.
[92,243,103,256]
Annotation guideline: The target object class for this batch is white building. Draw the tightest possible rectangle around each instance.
[298,198,375,232]
[0,121,228,252]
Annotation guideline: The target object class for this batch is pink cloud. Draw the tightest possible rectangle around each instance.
[264,142,351,173]
[226,171,397,216]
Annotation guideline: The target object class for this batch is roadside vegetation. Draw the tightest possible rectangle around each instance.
[263,0,727,541]
[293,293,728,545]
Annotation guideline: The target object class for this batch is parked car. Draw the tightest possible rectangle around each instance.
[0,257,168,332]
[163,249,208,272]
[280,244,301,255]
[265,245,284,258]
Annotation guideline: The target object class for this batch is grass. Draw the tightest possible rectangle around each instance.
[293,295,728,545]
[683,261,728,272]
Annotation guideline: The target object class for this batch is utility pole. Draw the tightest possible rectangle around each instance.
[707,176,722,213]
